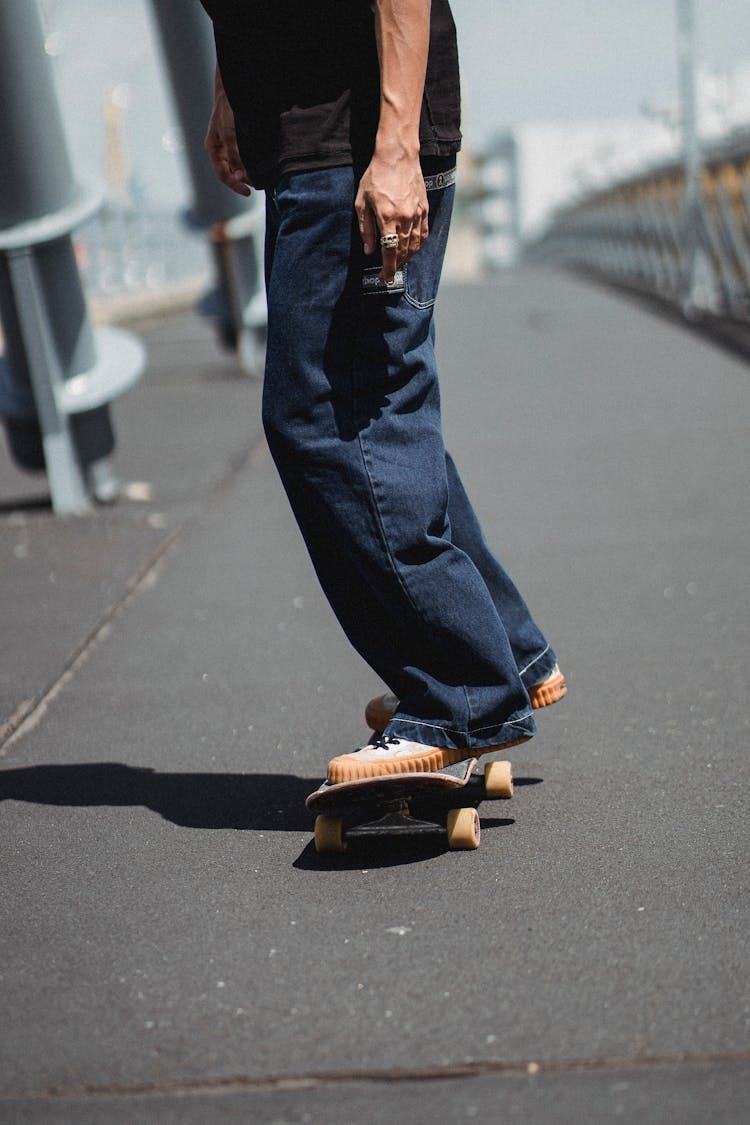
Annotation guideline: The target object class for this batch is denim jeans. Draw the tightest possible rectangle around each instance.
[262,164,556,751]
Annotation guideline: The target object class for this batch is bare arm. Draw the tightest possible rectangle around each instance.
[205,65,252,197]
[355,0,431,282]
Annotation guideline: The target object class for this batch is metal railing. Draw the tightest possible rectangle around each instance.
[75,205,210,300]
[527,131,750,325]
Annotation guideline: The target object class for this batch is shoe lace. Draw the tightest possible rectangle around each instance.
[370,735,401,751]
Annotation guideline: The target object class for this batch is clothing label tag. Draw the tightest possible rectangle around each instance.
[361,266,405,296]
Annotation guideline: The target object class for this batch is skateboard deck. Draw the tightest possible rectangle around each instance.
[306,757,513,853]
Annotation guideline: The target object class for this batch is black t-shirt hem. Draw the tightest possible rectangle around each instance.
[262,138,460,191]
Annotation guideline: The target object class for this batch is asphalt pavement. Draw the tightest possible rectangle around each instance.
[1,268,748,1123]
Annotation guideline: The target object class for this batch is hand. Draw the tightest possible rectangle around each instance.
[355,153,429,283]
[205,88,252,197]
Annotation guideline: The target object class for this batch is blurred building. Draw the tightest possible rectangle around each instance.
[476,60,750,270]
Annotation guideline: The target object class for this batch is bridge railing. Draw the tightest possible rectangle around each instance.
[526,131,750,324]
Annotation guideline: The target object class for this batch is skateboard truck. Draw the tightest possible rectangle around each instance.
[307,758,513,854]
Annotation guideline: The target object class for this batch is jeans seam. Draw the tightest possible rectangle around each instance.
[395,712,534,738]
[403,180,455,309]
[404,290,436,311]
[469,711,534,733]
[462,684,473,732]
[357,427,472,737]
[356,430,424,626]
[519,644,551,678]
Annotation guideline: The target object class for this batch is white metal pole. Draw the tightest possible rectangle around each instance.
[676,0,705,312]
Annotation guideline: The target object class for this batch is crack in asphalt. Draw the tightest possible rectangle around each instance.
[3,1049,749,1103]
[0,530,181,755]
[0,432,270,757]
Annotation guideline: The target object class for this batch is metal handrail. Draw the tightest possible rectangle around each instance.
[526,131,750,323]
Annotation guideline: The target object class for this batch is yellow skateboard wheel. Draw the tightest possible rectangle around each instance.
[484,760,513,799]
[446,807,481,849]
[314,815,347,854]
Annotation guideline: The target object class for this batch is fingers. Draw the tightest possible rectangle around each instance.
[355,158,430,282]
[406,209,428,261]
[205,94,252,197]
[356,194,401,284]
[222,145,252,196]
[215,161,252,196]
[226,165,252,197]
[378,211,428,284]
[358,205,378,257]
[206,146,251,196]
[206,138,252,196]
[224,140,252,195]
[380,237,400,285]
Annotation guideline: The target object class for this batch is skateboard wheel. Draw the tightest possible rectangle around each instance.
[484,760,513,799]
[446,807,481,850]
[314,815,347,854]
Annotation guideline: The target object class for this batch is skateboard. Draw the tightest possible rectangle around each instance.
[305,757,513,854]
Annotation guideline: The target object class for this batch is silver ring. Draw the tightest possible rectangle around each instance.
[379,233,399,250]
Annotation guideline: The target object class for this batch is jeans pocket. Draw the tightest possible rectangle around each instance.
[404,178,455,310]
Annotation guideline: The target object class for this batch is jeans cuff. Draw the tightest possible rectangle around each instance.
[384,711,537,752]
[519,646,558,687]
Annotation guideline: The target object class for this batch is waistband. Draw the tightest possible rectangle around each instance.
[423,166,456,192]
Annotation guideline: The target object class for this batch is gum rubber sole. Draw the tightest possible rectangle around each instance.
[326,738,529,785]
[529,671,567,709]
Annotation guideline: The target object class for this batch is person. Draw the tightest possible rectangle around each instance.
[200,0,565,784]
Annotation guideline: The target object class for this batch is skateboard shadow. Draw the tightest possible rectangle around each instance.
[0,763,544,868]
[294,775,544,869]
[293,813,518,871]
[0,761,318,832]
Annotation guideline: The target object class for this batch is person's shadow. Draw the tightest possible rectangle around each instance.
[0,761,317,832]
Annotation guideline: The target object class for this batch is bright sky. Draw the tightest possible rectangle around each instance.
[450,0,750,144]
[39,0,750,206]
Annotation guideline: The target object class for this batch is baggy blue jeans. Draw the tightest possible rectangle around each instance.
[262,164,556,751]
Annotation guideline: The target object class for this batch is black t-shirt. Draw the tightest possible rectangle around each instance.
[200,1,461,189]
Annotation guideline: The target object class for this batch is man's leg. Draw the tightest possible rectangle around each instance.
[363,453,565,733]
[444,453,559,688]
[263,166,543,776]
